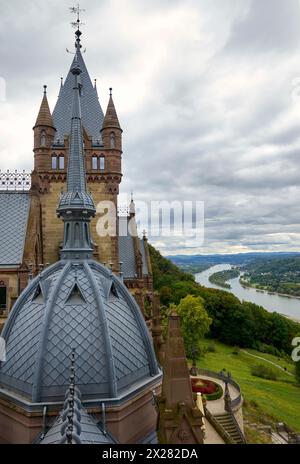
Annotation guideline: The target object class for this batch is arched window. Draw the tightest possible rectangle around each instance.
[99,156,105,171]
[0,282,7,310]
[92,156,98,170]
[110,132,116,149]
[84,223,89,245]
[51,155,57,170]
[40,130,46,147]
[65,223,70,245]
[59,155,65,170]
[74,223,80,246]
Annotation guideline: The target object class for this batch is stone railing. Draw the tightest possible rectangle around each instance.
[197,368,243,410]
[203,405,235,444]
[0,170,31,191]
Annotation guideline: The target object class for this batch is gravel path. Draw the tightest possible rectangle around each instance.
[242,350,294,376]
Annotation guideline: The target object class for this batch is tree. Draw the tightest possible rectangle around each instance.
[176,295,212,372]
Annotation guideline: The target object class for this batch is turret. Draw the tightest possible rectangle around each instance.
[33,86,56,173]
[33,85,56,150]
[101,88,123,152]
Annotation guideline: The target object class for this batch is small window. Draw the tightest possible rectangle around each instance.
[92,156,98,170]
[99,156,105,171]
[0,285,7,309]
[110,132,116,149]
[51,156,57,170]
[40,130,46,147]
[59,155,65,170]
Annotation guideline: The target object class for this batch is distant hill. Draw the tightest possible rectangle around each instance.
[243,256,300,297]
[168,252,300,270]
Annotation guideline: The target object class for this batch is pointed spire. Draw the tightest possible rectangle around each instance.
[57,60,96,260]
[102,88,121,130]
[34,85,54,128]
[67,61,85,192]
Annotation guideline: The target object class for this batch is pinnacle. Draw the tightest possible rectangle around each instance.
[102,92,121,130]
[34,88,54,128]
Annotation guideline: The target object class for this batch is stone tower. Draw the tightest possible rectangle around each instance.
[32,29,122,273]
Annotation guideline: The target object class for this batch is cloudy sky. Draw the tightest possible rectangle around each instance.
[1,0,300,255]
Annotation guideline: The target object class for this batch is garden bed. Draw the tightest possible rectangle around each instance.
[191,377,223,401]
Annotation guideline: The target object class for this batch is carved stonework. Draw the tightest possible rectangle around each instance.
[157,312,204,444]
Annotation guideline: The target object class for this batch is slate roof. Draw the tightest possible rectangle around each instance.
[40,409,116,444]
[52,48,104,145]
[0,192,30,267]
[40,379,117,444]
[0,260,159,403]
[118,216,149,279]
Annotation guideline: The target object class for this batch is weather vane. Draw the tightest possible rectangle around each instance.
[69,4,85,30]
[67,4,86,54]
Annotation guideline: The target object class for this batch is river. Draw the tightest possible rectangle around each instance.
[195,264,300,321]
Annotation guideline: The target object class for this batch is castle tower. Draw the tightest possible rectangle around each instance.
[0,56,161,445]
[32,28,122,272]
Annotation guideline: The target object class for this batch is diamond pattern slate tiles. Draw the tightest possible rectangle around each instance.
[118,235,137,278]
[41,409,116,444]
[0,270,60,387]
[0,192,30,265]
[0,260,159,402]
[52,50,104,144]
[42,267,108,390]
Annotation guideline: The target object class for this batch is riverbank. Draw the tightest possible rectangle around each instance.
[196,264,300,321]
[209,268,240,289]
[240,278,300,301]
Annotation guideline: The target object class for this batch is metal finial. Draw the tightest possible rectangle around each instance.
[94,79,97,89]
[109,87,112,97]
[131,190,134,202]
[60,77,64,88]
[43,85,47,96]
[70,4,85,49]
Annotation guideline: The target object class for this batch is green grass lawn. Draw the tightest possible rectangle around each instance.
[196,340,300,433]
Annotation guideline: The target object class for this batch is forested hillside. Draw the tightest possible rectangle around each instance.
[244,257,300,297]
[149,245,300,356]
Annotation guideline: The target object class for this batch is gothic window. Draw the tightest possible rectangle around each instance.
[84,223,89,244]
[0,284,7,309]
[74,223,80,246]
[51,155,58,170]
[92,156,98,170]
[99,156,105,171]
[40,130,46,147]
[110,132,116,149]
[65,223,70,244]
[59,155,65,170]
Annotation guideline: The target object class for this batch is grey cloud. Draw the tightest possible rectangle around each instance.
[1,0,300,255]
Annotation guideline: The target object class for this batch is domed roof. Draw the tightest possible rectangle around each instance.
[0,260,159,403]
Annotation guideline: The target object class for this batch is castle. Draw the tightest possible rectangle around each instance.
[0,18,244,445]
[0,26,152,329]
